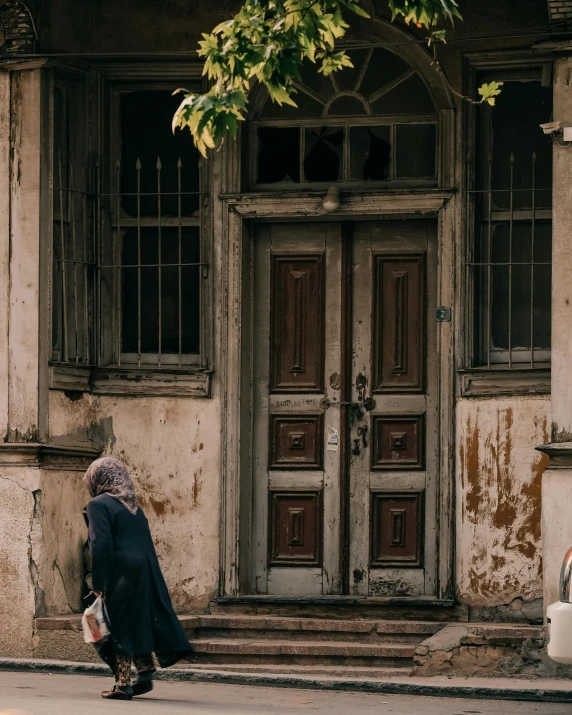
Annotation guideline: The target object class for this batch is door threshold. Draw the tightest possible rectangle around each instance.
[217,595,456,607]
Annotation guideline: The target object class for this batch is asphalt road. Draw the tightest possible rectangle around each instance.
[0,672,570,715]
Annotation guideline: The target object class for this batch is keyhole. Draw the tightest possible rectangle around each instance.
[352,439,361,456]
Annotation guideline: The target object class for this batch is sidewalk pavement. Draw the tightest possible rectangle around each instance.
[0,657,571,703]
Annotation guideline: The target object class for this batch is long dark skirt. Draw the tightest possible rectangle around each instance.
[85,493,192,670]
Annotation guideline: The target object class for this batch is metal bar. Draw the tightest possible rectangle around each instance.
[116,158,122,367]
[58,153,69,362]
[466,262,550,267]
[467,187,552,194]
[157,156,162,368]
[95,262,207,268]
[96,158,102,367]
[487,151,492,368]
[89,190,203,197]
[82,164,89,364]
[137,158,142,369]
[199,155,205,367]
[465,161,471,367]
[508,152,514,368]
[178,157,182,367]
[110,217,199,228]
[530,152,536,368]
[69,162,80,364]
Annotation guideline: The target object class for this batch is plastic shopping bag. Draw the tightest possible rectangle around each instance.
[82,595,110,644]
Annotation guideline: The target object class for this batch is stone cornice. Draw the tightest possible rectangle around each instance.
[0,442,99,471]
[536,442,572,468]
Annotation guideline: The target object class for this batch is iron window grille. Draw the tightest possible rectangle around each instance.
[466,75,552,370]
[50,84,207,371]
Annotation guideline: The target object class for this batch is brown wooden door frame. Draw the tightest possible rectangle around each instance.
[216,192,455,600]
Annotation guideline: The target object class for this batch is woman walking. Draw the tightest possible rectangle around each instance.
[84,457,192,700]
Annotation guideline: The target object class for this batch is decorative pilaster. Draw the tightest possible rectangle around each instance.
[538,52,572,610]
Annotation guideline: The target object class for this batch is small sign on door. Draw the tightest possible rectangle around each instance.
[327,428,339,451]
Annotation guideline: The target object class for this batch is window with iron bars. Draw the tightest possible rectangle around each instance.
[51,81,206,372]
[467,72,552,370]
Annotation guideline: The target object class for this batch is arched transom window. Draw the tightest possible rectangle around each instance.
[250,47,438,188]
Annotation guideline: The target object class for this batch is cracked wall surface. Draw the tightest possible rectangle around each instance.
[0,471,37,657]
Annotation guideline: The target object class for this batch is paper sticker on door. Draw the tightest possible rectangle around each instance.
[327,428,339,451]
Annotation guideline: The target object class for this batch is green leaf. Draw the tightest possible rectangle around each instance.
[478,81,504,106]
[173,0,481,154]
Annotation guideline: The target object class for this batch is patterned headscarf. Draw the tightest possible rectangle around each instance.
[83,457,139,515]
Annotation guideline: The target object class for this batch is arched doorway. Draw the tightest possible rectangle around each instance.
[227,37,455,599]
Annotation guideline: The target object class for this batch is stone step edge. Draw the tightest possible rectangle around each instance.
[187,638,416,657]
[34,614,543,640]
[33,614,443,634]
[177,663,411,676]
[0,658,571,703]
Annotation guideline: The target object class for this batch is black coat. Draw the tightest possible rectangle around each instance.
[85,493,192,668]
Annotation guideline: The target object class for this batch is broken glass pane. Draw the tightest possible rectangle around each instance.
[395,124,436,178]
[303,127,344,182]
[350,126,391,180]
[257,127,300,183]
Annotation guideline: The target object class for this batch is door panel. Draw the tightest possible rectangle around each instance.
[251,220,438,597]
[349,220,438,597]
[252,223,342,595]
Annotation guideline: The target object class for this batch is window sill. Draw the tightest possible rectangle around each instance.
[49,363,212,398]
[458,367,550,397]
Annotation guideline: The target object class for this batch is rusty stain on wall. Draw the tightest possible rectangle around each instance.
[457,398,549,607]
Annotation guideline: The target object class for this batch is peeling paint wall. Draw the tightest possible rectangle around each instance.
[457,398,550,612]
[48,390,221,612]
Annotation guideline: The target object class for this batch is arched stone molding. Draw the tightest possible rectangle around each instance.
[0,0,37,55]
[248,14,453,118]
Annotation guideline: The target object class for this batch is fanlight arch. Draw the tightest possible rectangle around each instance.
[249,45,443,188]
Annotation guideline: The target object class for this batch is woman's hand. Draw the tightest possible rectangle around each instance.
[94,591,102,597]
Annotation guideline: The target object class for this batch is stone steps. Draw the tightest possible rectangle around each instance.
[187,615,442,643]
[186,637,416,667]
[211,596,469,622]
[33,611,548,677]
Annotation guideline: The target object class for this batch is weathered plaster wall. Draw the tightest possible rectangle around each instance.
[457,397,550,617]
[34,470,89,616]
[0,468,38,657]
[48,389,221,613]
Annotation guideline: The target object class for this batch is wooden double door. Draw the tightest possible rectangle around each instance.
[250,220,438,597]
